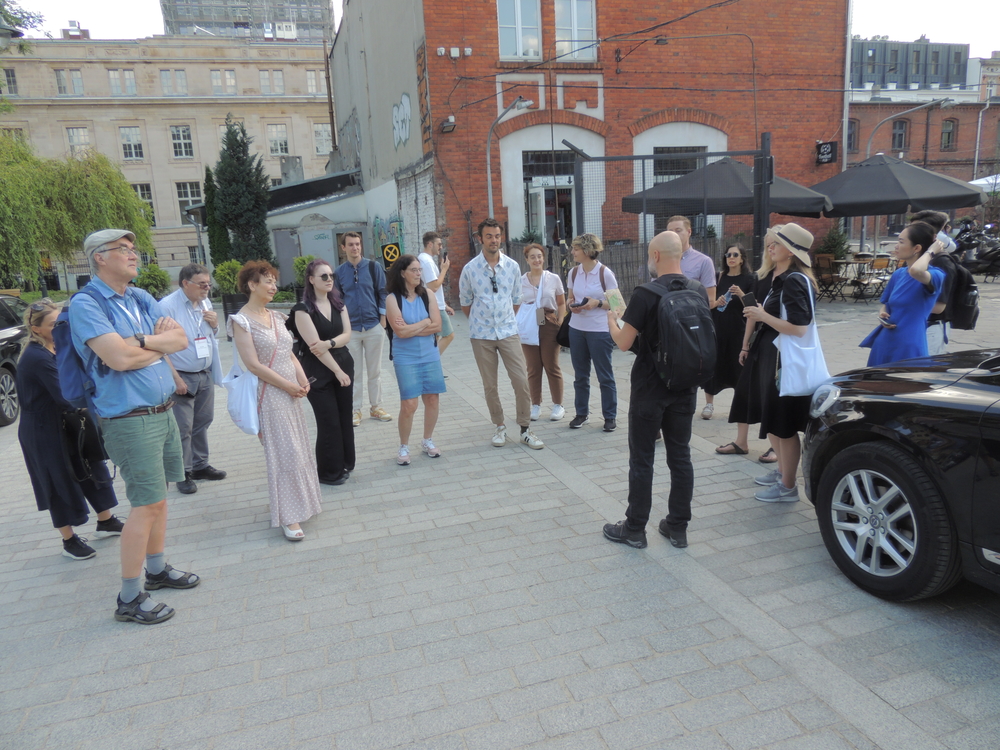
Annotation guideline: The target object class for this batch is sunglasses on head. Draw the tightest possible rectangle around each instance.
[30,300,52,312]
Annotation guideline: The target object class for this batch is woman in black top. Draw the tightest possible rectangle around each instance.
[705,243,756,450]
[742,223,819,502]
[290,260,356,485]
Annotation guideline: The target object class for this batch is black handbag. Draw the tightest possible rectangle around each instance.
[61,408,110,484]
[556,311,572,348]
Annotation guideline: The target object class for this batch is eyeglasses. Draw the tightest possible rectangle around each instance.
[406,267,421,274]
[99,245,136,257]
[186,281,212,289]
[488,269,498,293]
[725,253,741,259]
[315,273,334,282]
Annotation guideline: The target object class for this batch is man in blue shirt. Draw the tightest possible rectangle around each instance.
[335,231,392,426]
[70,229,200,625]
[160,263,226,494]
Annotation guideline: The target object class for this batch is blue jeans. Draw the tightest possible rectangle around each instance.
[568,327,617,419]
[625,390,697,531]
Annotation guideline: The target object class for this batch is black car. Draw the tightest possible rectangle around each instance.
[803,350,1000,601]
[0,294,29,427]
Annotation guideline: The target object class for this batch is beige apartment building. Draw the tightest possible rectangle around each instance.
[0,33,333,286]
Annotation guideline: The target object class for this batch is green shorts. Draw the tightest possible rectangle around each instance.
[100,411,185,507]
[439,309,454,338]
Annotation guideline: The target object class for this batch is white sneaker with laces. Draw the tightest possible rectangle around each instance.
[421,438,441,458]
[397,444,411,466]
[530,404,541,421]
[491,425,507,447]
[755,483,799,502]
[550,404,565,421]
[520,429,544,450]
[754,469,782,487]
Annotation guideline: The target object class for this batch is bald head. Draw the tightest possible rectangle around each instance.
[647,231,683,278]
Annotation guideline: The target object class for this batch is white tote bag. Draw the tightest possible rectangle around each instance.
[516,301,539,345]
[775,273,830,397]
[222,338,261,435]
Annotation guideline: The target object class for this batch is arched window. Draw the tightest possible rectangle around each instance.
[941,119,957,151]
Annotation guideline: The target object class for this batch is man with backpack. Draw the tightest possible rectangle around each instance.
[68,229,199,625]
[602,230,713,550]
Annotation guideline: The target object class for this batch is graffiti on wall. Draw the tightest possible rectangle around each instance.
[372,213,404,260]
[392,93,412,150]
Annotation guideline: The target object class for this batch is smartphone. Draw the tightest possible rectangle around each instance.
[877,315,894,327]
[741,292,757,308]
[570,297,590,308]
[306,376,317,385]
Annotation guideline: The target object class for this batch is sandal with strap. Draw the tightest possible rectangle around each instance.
[145,564,201,590]
[114,592,175,624]
[715,442,748,455]
[759,447,778,464]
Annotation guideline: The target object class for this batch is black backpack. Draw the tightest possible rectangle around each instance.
[640,278,716,390]
[933,253,980,330]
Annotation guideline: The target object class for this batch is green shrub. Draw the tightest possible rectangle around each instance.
[213,259,242,295]
[517,228,542,244]
[134,264,172,299]
[272,290,296,303]
[293,255,317,287]
[816,224,850,260]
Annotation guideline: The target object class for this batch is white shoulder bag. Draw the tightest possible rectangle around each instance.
[774,273,830,397]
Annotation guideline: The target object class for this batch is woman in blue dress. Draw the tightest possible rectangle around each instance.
[861,221,945,367]
[385,254,445,466]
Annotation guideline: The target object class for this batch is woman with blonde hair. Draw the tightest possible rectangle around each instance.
[16,300,122,559]
[566,233,620,432]
[518,243,566,421]
[741,223,820,502]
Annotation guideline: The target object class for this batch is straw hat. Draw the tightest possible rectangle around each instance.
[772,222,814,267]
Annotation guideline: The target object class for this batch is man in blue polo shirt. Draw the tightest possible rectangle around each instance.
[335,231,392,426]
[70,229,199,625]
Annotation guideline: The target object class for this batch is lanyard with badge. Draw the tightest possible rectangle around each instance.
[116,295,163,364]
[187,300,212,359]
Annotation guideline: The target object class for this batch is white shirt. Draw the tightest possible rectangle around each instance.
[418,251,446,310]
[567,262,618,333]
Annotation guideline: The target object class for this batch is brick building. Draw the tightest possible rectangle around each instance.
[327,0,850,286]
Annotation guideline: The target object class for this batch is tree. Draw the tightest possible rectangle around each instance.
[203,165,232,265]
[0,0,44,113]
[214,115,272,264]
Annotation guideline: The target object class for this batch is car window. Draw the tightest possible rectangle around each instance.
[0,301,21,329]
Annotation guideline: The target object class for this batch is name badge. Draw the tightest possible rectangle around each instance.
[194,336,211,358]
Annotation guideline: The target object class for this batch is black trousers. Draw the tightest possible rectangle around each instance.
[625,390,697,531]
[306,378,356,482]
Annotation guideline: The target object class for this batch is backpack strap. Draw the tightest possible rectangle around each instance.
[599,264,608,293]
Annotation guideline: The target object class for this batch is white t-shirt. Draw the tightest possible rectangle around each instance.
[418,251,446,310]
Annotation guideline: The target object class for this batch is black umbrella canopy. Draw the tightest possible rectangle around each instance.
[620,157,833,218]
[809,154,986,217]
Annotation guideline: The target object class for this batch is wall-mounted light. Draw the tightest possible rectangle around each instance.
[0,19,24,52]
[440,116,457,133]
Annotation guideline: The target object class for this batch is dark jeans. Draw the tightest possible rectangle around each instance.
[625,389,697,531]
[568,327,617,419]
[306,378,356,481]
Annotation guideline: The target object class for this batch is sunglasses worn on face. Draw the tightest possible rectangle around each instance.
[316,273,334,282]
[726,253,741,259]
[187,281,212,289]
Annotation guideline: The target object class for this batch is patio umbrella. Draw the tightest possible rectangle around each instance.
[809,154,986,217]
[620,157,833,217]
[971,174,1000,193]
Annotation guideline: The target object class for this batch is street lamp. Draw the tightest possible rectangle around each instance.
[857,97,955,254]
[486,95,533,218]
[0,19,24,52]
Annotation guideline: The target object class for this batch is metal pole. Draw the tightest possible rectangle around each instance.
[487,96,525,218]
[323,38,339,151]
[973,101,991,178]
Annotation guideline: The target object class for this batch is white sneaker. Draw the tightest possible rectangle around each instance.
[520,429,544,450]
[701,403,714,420]
[550,404,565,421]
[491,425,507,447]
[530,404,541,421]
[397,445,410,466]
[421,438,441,458]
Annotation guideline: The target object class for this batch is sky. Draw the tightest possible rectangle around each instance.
[16,0,998,60]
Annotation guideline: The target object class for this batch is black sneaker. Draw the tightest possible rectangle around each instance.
[603,419,617,432]
[658,519,688,548]
[62,534,96,560]
[569,415,589,429]
[176,474,198,495]
[189,465,227,481]
[602,520,647,549]
[93,515,124,538]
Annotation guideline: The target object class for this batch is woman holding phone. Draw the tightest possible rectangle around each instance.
[519,243,566,422]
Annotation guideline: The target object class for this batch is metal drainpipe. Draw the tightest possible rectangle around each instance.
[973,100,991,178]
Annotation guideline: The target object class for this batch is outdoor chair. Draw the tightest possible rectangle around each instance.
[813,254,849,301]
[851,257,891,303]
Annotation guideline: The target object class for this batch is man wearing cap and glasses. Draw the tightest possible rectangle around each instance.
[69,229,199,625]
[159,263,227,495]
[459,218,543,450]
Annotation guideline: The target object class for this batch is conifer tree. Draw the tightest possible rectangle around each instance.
[213,116,272,264]
[203,165,232,265]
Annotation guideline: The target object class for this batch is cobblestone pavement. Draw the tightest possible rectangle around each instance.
[3,283,1000,750]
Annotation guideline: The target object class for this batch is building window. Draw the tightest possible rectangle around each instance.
[313,123,332,155]
[108,69,136,96]
[175,70,188,95]
[847,119,859,153]
[132,183,155,226]
[912,50,921,75]
[119,126,144,160]
[160,69,187,96]
[555,0,596,61]
[259,69,284,95]
[1,127,25,140]
[887,49,898,74]
[211,69,237,95]
[930,51,940,75]
[259,69,270,94]
[497,0,540,59]
[306,69,319,94]
[271,178,283,187]
[891,120,908,150]
[55,69,84,96]
[66,126,89,156]
[866,49,875,75]
[170,125,194,158]
[652,146,707,182]
[2,69,17,96]
[266,124,289,156]
[188,245,206,264]
[176,181,202,221]
[941,119,957,150]
[953,50,963,75]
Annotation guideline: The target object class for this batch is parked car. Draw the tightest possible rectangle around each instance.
[803,349,1000,601]
[0,294,29,427]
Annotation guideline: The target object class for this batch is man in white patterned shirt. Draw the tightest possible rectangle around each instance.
[459,219,544,450]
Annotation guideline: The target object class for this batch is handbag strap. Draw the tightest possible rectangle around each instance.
[229,312,278,409]
[780,272,817,323]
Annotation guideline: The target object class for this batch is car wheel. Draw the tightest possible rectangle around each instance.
[815,441,962,601]
[0,366,18,426]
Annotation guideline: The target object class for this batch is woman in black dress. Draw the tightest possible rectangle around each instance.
[705,243,756,453]
[290,260,356,485]
[742,223,819,502]
[16,300,122,559]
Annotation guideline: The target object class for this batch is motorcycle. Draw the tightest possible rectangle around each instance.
[960,224,1000,280]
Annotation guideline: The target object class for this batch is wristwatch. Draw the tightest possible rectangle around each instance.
[136,333,146,349]
[597,300,603,309]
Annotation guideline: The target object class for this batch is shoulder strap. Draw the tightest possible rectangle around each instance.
[369,259,378,287]
[599,264,608,292]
